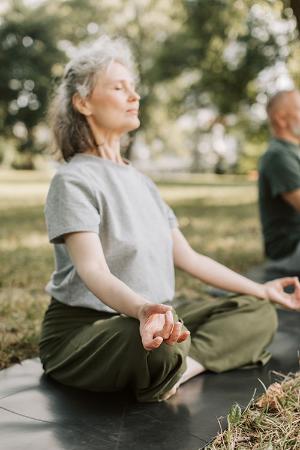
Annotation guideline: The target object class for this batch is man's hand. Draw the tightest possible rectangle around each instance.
[263,277,300,311]
[138,303,190,351]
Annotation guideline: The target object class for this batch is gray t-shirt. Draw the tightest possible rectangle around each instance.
[44,153,178,312]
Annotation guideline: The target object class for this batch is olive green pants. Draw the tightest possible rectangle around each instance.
[39,295,278,402]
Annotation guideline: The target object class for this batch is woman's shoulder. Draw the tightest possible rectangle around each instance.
[136,170,156,189]
[47,159,96,199]
[50,156,95,183]
[135,171,164,202]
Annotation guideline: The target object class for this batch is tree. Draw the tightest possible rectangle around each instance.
[0,1,65,167]
[0,0,298,171]
[148,0,297,171]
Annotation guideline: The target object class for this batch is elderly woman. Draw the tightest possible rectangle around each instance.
[40,35,300,403]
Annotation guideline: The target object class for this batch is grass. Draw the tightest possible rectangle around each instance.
[0,169,54,368]
[207,372,300,450]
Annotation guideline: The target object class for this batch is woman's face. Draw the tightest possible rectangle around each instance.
[83,61,140,135]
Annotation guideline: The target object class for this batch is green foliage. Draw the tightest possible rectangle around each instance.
[228,403,242,426]
[0,1,65,157]
[0,0,300,170]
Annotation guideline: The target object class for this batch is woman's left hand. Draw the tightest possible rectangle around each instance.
[263,277,300,311]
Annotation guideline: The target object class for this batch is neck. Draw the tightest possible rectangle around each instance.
[86,124,125,164]
[273,130,300,146]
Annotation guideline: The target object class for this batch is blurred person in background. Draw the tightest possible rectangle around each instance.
[259,89,300,277]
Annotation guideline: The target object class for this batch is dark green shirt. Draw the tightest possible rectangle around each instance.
[258,138,300,259]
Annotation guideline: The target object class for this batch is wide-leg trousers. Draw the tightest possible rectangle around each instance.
[39,294,277,402]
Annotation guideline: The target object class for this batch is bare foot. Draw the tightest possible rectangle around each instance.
[162,357,205,401]
[161,383,180,400]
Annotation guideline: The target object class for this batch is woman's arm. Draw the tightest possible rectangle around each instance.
[65,231,152,318]
[172,228,300,310]
[64,231,189,349]
[172,228,266,297]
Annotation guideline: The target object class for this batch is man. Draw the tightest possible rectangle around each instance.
[258,89,300,276]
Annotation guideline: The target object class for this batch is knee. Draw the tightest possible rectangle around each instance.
[147,337,190,377]
[251,299,278,340]
[117,316,190,381]
[263,300,278,335]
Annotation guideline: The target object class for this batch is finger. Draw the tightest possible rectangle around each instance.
[276,277,299,287]
[165,321,181,345]
[160,310,174,339]
[177,329,190,343]
[142,318,159,346]
[166,323,191,345]
[293,276,300,291]
[143,336,163,351]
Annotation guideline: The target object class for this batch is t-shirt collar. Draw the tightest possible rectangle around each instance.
[273,137,300,150]
[72,153,132,168]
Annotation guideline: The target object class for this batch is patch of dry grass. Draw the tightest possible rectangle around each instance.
[207,372,300,450]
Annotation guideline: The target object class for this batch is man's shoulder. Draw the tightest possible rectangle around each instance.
[260,139,298,167]
[265,139,288,155]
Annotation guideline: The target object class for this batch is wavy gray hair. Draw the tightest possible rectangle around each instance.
[49,35,137,161]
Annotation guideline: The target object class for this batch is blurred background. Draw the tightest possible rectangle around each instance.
[1,0,300,174]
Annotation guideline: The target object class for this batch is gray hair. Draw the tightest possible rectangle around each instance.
[49,35,137,161]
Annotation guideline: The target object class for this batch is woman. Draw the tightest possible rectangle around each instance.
[40,35,300,403]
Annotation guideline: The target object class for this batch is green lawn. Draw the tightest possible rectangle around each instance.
[0,169,264,369]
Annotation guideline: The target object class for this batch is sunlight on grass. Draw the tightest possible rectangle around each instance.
[160,185,257,206]
[0,232,49,250]
[0,169,53,209]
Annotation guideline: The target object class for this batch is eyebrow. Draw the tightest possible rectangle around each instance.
[109,79,136,86]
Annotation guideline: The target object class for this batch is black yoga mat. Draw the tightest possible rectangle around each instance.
[0,309,299,450]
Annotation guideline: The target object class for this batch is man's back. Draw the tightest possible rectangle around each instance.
[258,137,300,260]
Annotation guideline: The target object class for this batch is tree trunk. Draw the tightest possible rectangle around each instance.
[290,0,300,32]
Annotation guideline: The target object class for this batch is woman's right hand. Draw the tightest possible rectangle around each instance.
[137,303,190,351]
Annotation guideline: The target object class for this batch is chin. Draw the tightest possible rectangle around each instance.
[126,118,141,132]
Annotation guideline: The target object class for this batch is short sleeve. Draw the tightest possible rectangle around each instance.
[142,174,179,229]
[265,150,300,197]
[163,201,179,229]
[45,172,101,244]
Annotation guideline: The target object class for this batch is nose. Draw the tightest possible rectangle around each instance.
[128,87,140,102]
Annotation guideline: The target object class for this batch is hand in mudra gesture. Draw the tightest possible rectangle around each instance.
[138,304,190,351]
[264,277,300,311]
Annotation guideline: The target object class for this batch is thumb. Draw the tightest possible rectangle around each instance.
[143,335,163,351]
[293,277,300,299]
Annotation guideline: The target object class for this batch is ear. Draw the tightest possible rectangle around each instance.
[72,93,92,116]
[272,111,287,130]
